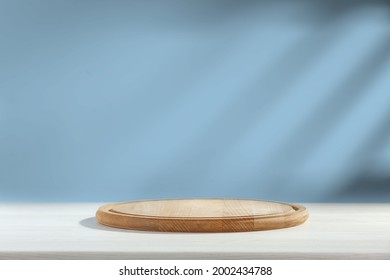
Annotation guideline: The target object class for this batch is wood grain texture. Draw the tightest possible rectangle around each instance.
[1,203,390,259]
[96,199,308,232]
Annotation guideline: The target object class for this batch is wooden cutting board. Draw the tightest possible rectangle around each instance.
[96,199,308,232]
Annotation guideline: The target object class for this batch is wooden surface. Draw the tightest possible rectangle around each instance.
[0,203,389,259]
[97,199,308,232]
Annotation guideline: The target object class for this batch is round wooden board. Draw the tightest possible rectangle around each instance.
[96,199,308,232]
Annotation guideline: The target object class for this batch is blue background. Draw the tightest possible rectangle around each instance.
[1,0,390,202]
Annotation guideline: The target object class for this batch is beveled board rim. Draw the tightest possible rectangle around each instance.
[96,199,309,232]
[99,198,303,220]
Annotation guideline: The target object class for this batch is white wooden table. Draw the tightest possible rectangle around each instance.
[0,203,389,259]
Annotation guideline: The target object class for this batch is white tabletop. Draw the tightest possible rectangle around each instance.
[0,203,389,259]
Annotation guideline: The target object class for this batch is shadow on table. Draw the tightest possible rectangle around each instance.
[79,217,129,232]
[79,217,190,235]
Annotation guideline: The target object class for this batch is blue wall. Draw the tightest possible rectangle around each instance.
[1,0,390,202]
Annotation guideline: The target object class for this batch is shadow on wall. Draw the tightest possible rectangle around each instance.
[1,0,390,202]
[327,174,390,202]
